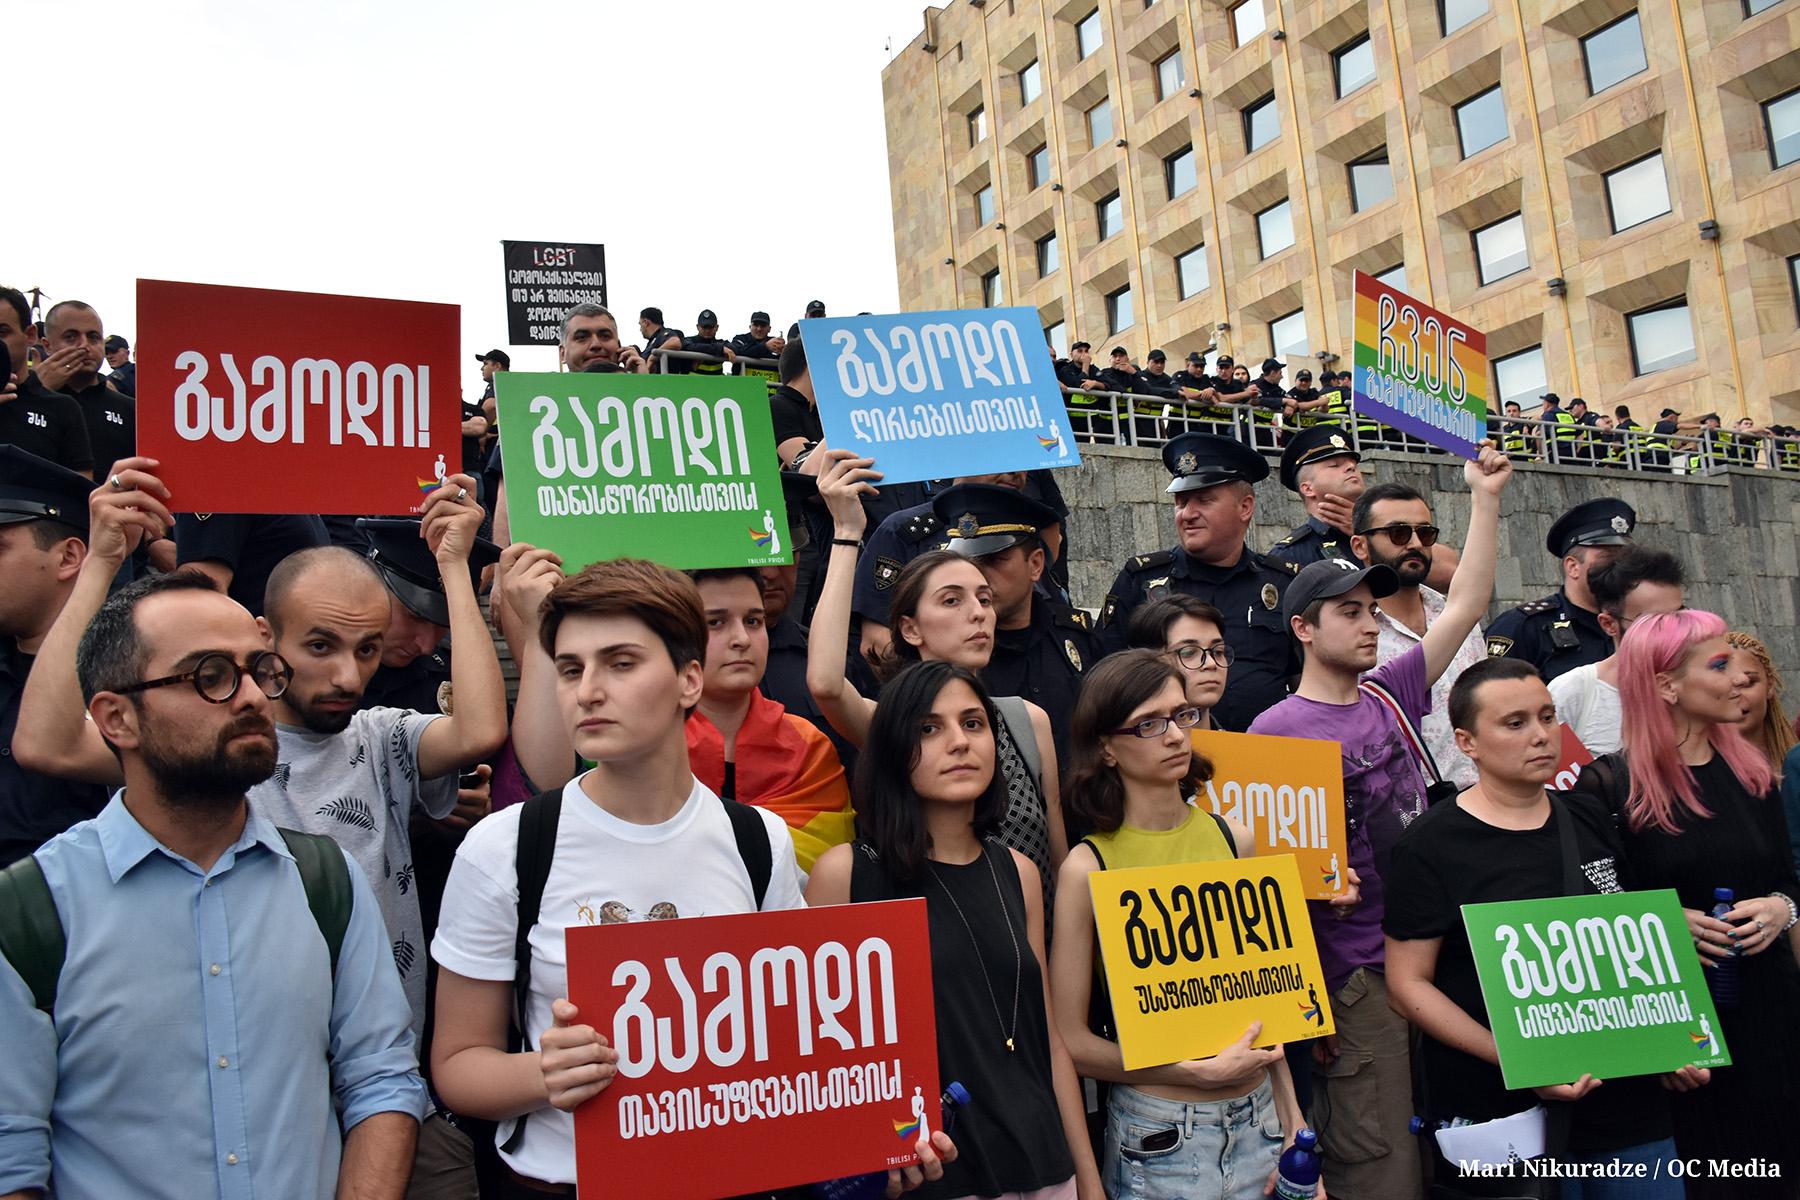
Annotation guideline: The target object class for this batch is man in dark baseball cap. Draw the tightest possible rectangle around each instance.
[730,311,784,365]
[686,310,729,377]
[475,349,511,370]
[1281,556,1398,627]
[103,335,135,397]
[356,517,501,713]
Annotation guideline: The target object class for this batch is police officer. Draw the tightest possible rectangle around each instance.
[932,483,1097,768]
[788,298,826,341]
[1098,433,1299,731]
[684,310,730,377]
[1172,351,1215,398]
[1247,357,1288,450]
[0,448,110,865]
[1098,345,1140,394]
[356,517,502,715]
[1484,498,1634,681]
[1267,424,1362,568]
[729,310,784,363]
[1057,341,1113,441]
[1539,392,1577,463]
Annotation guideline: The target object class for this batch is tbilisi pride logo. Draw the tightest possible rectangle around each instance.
[416,454,449,494]
[892,1087,930,1142]
[1298,984,1325,1027]
[747,510,782,554]
[1035,420,1068,457]
[1689,1014,1716,1056]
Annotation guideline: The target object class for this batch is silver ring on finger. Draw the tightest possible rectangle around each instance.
[109,474,124,491]
[455,486,469,503]
[1757,918,1767,932]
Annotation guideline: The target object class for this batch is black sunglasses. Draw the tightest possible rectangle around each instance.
[1356,523,1440,548]
[115,650,293,705]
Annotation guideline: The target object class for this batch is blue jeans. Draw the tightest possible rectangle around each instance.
[1104,1079,1284,1200]
[1560,1138,1683,1200]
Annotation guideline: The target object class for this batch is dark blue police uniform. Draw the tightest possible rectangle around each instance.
[1485,498,1636,681]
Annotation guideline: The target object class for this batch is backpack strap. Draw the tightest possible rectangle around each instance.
[1357,679,1444,784]
[0,854,64,1015]
[276,829,352,979]
[991,696,1044,796]
[501,787,563,1155]
[722,798,773,911]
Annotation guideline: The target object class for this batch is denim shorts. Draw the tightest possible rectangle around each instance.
[1104,1078,1284,1200]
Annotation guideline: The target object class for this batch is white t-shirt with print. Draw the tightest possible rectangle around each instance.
[430,772,806,1184]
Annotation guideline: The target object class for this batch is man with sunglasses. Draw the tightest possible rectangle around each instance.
[1351,482,1486,788]
[1484,498,1635,682]
[0,569,427,1200]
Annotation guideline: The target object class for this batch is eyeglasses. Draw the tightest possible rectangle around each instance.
[1356,523,1440,548]
[1109,706,1204,739]
[1170,643,1235,670]
[115,651,293,705]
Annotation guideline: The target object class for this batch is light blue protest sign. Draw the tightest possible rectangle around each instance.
[798,307,1080,485]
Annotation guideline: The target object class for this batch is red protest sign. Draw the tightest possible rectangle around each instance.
[1551,722,1597,791]
[567,899,938,1199]
[135,279,460,514]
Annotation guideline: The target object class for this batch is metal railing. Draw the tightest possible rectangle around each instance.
[647,345,780,378]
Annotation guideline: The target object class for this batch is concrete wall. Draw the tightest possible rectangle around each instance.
[1057,444,1800,681]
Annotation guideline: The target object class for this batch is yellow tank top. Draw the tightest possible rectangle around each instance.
[1081,804,1235,871]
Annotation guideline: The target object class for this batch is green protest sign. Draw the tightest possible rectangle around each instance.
[497,372,791,570]
[1462,889,1730,1090]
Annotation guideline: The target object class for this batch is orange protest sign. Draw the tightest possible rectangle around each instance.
[1191,729,1349,901]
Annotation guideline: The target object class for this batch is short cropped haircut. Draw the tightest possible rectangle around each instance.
[77,572,223,704]
[263,545,384,632]
[640,306,663,325]
[1448,656,1542,734]
[1352,482,1427,536]
[0,286,29,329]
[1125,595,1226,651]
[1588,547,1685,620]
[558,302,614,343]
[779,336,808,384]
[539,558,706,671]
[43,300,97,334]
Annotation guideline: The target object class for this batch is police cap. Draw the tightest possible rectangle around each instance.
[1283,557,1399,625]
[1147,349,1167,363]
[1161,432,1269,495]
[104,334,129,352]
[0,446,91,536]
[475,348,511,368]
[696,309,718,327]
[750,311,771,325]
[1546,499,1636,558]
[1278,425,1360,493]
[805,300,826,317]
[356,517,501,627]
[931,483,1059,558]
[1185,351,1205,365]
[1261,358,1284,375]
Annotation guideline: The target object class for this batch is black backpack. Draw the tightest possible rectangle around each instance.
[0,828,353,1015]
[499,787,774,1152]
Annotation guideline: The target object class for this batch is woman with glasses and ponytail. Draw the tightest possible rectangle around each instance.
[1569,610,1800,1198]
[1049,651,1357,1199]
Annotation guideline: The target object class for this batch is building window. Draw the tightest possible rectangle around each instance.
[1020,59,1042,105]
[1177,244,1209,299]
[1077,8,1104,59]
[1334,35,1376,98]
[1270,310,1308,359]
[975,184,995,227]
[1098,191,1124,239]
[1036,231,1060,277]
[1604,153,1671,233]
[1376,263,1408,292]
[1164,145,1198,199]
[1581,12,1648,96]
[981,269,1004,308]
[1155,50,1187,101]
[1767,88,1800,169]
[1045,320,1068,357]
[1627,301,1697,375]
[1256,199,1295,259]
[1107,285,1135,333]
[968,105,987,145]
[1745,0,1783,15]
[1027,144,1051,188]
[1348,149,1394,212]
[1243,93,1280,153]
[1230,0,1266,46]
[1455,85,1508,158]
[1086,95,1114,147]
[1473,213,1528,284]
[1439,0,1488,35]
[1789,254,1800,323]
[1492,345,1546,411]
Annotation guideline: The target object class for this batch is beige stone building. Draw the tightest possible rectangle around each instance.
[880,0,1800,423]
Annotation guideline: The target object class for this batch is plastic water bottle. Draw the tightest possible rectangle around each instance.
[812,1082,972,1199]
[1709,888,1740,1010]
[1274,1128,1321,1199]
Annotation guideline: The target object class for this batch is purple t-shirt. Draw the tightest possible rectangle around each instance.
[1247,643,1429,993]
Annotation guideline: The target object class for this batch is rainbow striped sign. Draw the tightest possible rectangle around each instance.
[1351,271,1488,459]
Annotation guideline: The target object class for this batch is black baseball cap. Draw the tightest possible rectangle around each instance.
[1216,354,1236,368]
[1545,499,1636,558]
[0,446,90,535]
[805,300,826,316]
[104,334,129,352]
[1659,407,1680,417]
[1283,558,1399,625]
[476,349,511,368]
[1148,349,1167,363]
[357,518,500,628]
[1261,358,1284,375]
[696,309,718,326]
[1295,368,1313,380]
[1185,351,1205,365]
[750,310,771,324]
[1539,392,1561,404]
[1072,341,1092,353]
[1279,425,1360,493]
[1110,346,1129,358]
[1162,432,1269,495]
[931,483,1059,558]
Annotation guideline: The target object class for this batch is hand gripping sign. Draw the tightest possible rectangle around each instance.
[799,308,1081,485]
[135,279,461,515]
[1192,730,1350,902]
[1088,855,1335,1070]
[566,899,939,1199]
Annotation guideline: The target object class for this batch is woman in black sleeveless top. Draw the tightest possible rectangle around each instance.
[808,662,1101,1199]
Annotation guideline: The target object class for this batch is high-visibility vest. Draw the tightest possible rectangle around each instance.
[1549,410,1577,442]
[1500,423,1528,455]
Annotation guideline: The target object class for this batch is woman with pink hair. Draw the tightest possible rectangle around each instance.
[1571,610,1800,1198]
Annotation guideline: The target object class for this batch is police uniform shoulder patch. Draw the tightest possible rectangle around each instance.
[900,516,943,546]
[436,681,455,715]
[1485,636,1515,658]
[1129,549,1175,571]
[1064,639,1084,672]
[873,556,903,590]
[1518,598,1558,617]
[1261,583,1279,610]
[1100,593,1120,628]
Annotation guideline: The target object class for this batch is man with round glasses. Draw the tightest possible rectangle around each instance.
[1351,482,1487,787]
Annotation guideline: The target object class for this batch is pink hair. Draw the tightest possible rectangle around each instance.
[1616,610,1775,834]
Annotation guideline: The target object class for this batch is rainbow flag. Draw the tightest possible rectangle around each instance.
[1321,868,1339,888]
[1299,1001,1321,1023]
[893,1117,922,1141]
[1689,1030,1714,1054]
[416,477,441,494]
[749,526,773,549]
[1037,433,1061,450]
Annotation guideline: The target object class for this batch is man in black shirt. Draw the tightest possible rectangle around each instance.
[638,306,685,373]
[1384,656,1692,1188]
[1246,357,1289,451]
[1056,341,1111,441]
[1097,346,1140,394]
[787,298,826,341]
[45,300,136,473]
[103,335,135,397]
[684,310,730,377]
[729,311,785,364]
[1171,351,1217,400]
[0,286,93,476]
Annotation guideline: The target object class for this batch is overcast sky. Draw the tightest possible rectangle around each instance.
[8,0,933,384]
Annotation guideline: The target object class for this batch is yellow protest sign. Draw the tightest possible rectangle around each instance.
[1192,729,1349,901]
[1088,854,1334,1070]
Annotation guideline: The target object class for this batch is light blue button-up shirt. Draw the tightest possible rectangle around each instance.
[0,795,427,1199]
